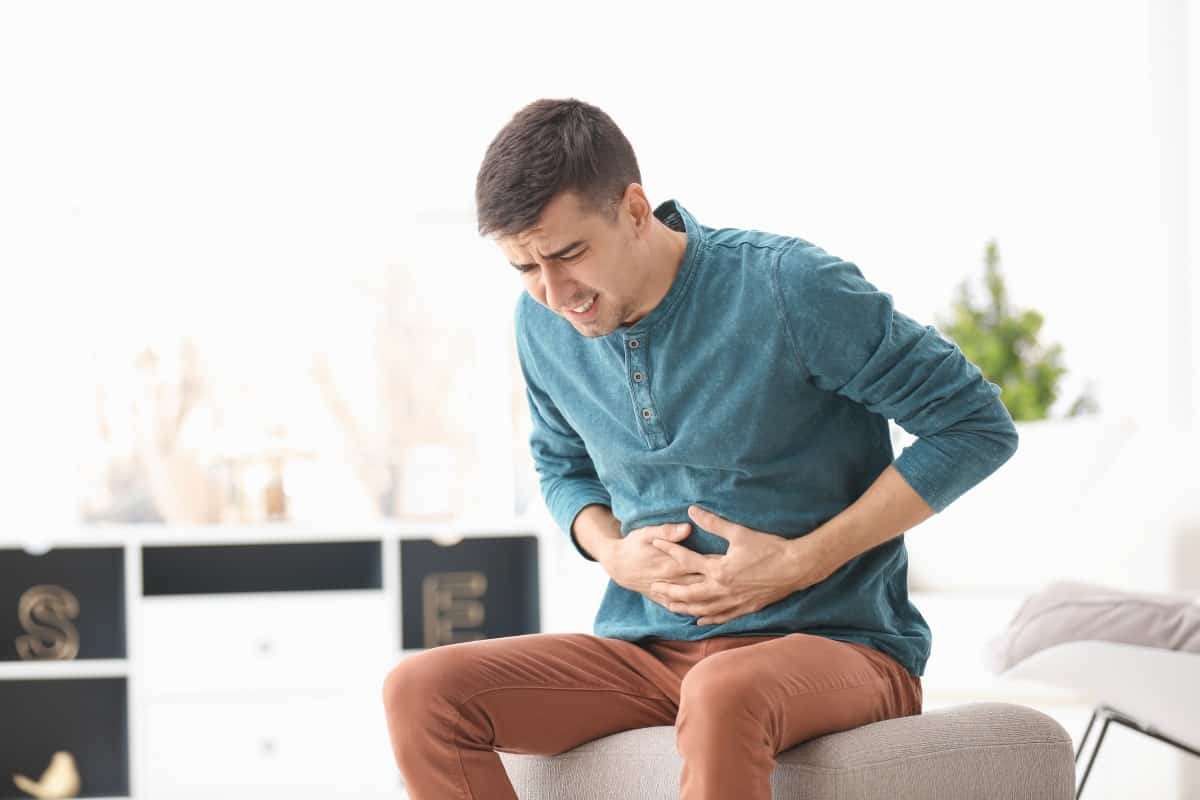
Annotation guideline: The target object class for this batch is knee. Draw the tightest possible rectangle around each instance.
[678,660,764,722]
[679,663,720,712]
[381,649,457,724]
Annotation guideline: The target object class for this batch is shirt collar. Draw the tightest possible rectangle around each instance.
[611,198,703,339]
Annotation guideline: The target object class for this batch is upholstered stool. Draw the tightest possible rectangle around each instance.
[497,701,1075,799]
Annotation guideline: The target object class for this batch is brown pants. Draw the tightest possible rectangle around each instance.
[381,631,922,800]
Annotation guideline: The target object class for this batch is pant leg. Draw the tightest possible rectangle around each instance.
[380,632,691,800]
[674,632,922,800]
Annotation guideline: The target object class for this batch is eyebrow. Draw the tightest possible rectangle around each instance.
[509,240,586,270]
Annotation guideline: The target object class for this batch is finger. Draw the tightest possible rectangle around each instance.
[648,575,701,605]
[670,597,737,617]
[650,574,704,598]
[640,522,689,542]
[663,522,691,538]
[687,505,743,542]
[695,602,749,625]
[666,572,707,585]
[651,579,722,604]
[651,539,711,573]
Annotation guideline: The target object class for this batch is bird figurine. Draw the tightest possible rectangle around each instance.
[12,750,81,799]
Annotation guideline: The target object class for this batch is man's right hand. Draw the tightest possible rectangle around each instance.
[599,522,709,607]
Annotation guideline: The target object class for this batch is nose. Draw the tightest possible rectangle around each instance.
[541,267,577,311]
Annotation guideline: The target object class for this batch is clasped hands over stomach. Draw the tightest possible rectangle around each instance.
[605,507,827,627]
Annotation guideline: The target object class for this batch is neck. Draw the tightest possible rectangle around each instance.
[622,219,688,327]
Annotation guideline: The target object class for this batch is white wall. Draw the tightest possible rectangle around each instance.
[1,0,1191,419]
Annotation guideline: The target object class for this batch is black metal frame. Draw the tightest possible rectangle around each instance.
[1075,703,1200,798]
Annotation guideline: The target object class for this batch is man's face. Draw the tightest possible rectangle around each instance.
[496,189,642,338]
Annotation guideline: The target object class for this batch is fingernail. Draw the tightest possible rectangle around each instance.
[676,524,689,532]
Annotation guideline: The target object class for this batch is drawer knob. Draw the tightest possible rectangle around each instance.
[258,639,273,654]
[261,739,275,755]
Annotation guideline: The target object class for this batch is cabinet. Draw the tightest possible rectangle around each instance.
[0,546,129,798]
[1,523,541,799]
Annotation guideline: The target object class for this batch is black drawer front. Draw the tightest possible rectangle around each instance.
[142,540,383,595]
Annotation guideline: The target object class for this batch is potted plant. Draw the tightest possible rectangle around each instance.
[898,240,1139,593]
[933,239,1097,421]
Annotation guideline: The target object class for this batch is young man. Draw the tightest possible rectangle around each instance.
[382,98,1019,800]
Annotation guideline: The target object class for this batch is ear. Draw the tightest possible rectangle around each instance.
[622,183,651,234]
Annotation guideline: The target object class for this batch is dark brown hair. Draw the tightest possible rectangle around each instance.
[475,98,642,238]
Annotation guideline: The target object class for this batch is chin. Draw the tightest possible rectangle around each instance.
[577,318,612,337]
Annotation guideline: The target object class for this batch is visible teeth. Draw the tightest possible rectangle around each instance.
[572,294,596,313]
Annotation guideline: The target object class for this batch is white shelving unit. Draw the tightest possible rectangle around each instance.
[1,519,543,800]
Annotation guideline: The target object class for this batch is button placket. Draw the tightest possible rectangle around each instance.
[626,332,667,448]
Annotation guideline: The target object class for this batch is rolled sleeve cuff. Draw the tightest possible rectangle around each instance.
[547,481,612,562]
[892,422,1019,513]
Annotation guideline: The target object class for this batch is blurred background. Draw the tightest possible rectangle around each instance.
[0,0,1196,798]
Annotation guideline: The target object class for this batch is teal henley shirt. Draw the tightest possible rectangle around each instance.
[514,198,1020,678]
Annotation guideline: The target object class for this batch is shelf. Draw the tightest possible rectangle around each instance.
[399,535,540,649]
[0,659,128,681]
[6,518,546,548]
[0,545,126,660]
[0,677,129,799]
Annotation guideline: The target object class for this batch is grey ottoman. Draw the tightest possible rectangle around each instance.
[497,702,1075,799]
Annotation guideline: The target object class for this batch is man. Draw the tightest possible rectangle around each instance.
[382,98,1019,800]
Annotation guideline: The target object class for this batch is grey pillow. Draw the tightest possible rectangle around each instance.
[984,579,1200,673]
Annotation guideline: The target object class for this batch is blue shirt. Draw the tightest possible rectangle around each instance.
[514,199,1019,678]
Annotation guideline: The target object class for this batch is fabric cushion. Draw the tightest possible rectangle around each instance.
[498,702,1074,800]
[984,579,1200,673]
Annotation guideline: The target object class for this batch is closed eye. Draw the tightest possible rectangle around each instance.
[514,250,585,273]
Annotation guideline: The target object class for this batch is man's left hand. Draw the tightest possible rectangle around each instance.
[648,505,835,625]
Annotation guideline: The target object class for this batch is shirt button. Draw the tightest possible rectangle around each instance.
[629,339,640,349]
[633,371,644,382]
[641,408,653,419]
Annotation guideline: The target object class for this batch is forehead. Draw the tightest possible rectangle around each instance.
[496,191,596,260]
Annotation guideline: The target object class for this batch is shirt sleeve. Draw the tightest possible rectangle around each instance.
[514,298,612,561]
[774,242,1020,513]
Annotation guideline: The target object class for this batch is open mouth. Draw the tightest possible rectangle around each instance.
[566,293,599,320]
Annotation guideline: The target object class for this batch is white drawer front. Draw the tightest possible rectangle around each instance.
[139,691,402,799]
[136,590,392,695]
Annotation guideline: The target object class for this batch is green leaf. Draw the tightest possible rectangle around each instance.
[937,241,1095,421]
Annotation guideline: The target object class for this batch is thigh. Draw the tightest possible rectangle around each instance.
[680,632,922,753]
[384,632,682,756]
